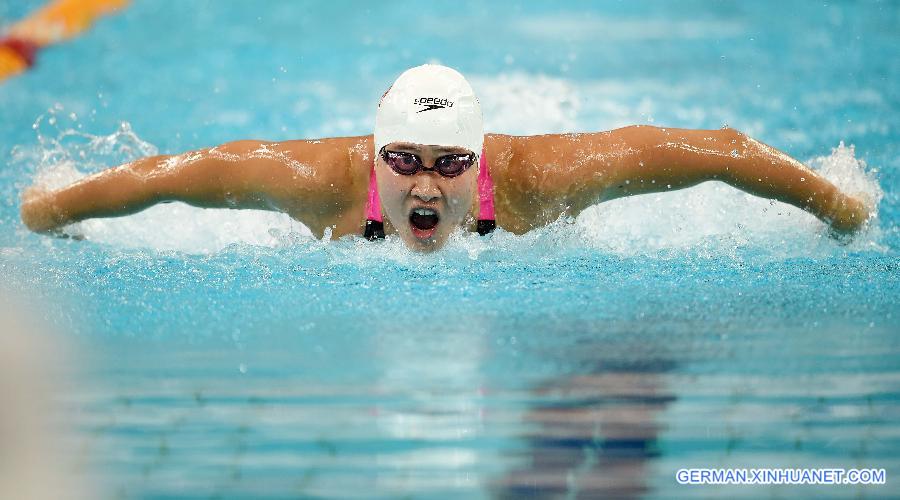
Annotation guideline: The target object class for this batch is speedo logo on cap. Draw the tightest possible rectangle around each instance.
[413,97,454,113]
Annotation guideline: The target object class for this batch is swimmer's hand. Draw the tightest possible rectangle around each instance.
[824,194,874,239]
[20,185,69,236]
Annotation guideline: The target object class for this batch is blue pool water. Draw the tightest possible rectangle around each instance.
[1,1,898,498]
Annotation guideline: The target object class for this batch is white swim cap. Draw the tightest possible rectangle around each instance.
[375,64,483,156]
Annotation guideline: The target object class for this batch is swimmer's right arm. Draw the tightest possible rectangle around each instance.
[20,138,363,236]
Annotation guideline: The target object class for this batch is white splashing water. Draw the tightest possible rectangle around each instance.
[577,142,883,257]
[17,86,883,257]
[473,73,581,134]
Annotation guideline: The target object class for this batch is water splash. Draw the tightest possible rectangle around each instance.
[808,142,883,213]
[13,105,159,190]
[577,142,884,258]
[473,73,581,134]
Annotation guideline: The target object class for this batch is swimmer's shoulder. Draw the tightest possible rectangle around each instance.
[484,131,628,233]
[273,135,372,197]
[274,135,373,236]
[484,133,536,233]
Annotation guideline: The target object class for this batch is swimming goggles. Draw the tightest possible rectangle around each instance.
[379,146,476,178]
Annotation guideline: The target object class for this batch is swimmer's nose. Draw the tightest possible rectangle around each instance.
[410,175,442,202]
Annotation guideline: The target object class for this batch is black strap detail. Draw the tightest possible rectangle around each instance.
[365,219,493,240]
[477,219,496,236]
[363,219,385,240]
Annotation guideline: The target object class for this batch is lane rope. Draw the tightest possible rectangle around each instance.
[1,0,129,81]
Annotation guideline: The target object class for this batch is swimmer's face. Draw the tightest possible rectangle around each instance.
[376,142,477,252]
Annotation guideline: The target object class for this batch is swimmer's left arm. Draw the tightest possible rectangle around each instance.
[534,126,872,235]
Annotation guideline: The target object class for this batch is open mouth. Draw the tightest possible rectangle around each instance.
[409,207,440,239]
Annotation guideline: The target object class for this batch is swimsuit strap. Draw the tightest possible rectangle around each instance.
[363,161,385,240]
[476,149,497,236]
[363,147,496,240]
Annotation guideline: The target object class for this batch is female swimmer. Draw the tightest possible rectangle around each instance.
[20,64,872,252]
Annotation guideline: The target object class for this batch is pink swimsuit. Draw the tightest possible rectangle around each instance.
[363,148,496,240]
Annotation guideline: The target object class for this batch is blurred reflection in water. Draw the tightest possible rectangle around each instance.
[369,315,497,493]
[369,315,675,498]
[494,353,675,498]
